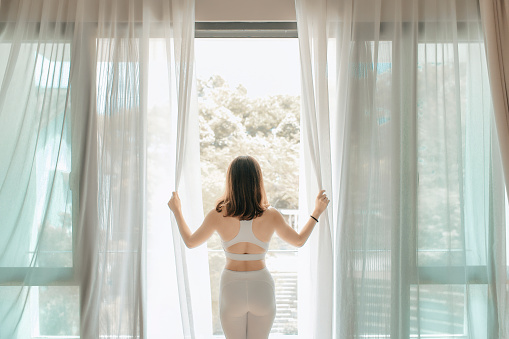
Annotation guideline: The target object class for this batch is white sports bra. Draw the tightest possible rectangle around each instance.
[221,219,270,261]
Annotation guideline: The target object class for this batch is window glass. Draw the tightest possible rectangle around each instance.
[417,43,491,267]
[34,286,80,337]
[0,43,72,268]
[416,42,493,338]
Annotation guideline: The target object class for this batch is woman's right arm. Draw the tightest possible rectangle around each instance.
[168,191,217,248]
[274,190,329,247]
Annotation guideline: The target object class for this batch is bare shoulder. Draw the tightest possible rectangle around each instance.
[203,208,223,227]
[263,206,285,223]
[206,208,223,219]
[263,206,276,215]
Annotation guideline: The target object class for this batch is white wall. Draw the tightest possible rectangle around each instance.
[196,0,296,22]
[0,0,480,23]
[0,0,296,22]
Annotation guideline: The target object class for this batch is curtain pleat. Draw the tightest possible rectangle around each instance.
[479,0,509,336]
[480,0,509,199]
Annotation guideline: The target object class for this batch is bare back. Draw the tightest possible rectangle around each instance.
[216,207,278,271]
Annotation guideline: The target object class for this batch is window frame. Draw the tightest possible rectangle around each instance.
[0,34,77,287]
[195,22,297,38]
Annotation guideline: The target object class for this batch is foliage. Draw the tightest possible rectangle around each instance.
[198,75,301,215]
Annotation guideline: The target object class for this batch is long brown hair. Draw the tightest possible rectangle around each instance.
[216,156,269,220]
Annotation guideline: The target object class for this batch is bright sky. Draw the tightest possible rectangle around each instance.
[195,38,301,97]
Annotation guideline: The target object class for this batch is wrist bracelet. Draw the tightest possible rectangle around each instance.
[310,215,319,222]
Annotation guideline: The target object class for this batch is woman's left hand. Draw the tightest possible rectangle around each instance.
[167,191,181,214]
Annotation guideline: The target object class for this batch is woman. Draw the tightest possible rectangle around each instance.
[167,155,329,339]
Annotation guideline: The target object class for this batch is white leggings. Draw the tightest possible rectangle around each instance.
[220,267,276,339]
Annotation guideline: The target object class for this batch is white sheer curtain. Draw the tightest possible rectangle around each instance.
[296,0,507,338]
[0,0,211,338]
[295,1,334,338]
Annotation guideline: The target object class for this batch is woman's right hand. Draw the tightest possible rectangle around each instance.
[167,191,182,215]
[313,190,329,218]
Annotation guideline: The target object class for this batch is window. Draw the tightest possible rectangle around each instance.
[195,36,301,336]
[413,41,494,338]
[0,41,78,337]
[326,21,501,337]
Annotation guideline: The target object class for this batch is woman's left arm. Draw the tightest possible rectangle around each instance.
[168,191,216,248]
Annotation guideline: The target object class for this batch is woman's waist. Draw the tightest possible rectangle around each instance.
[225,258,266,272]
